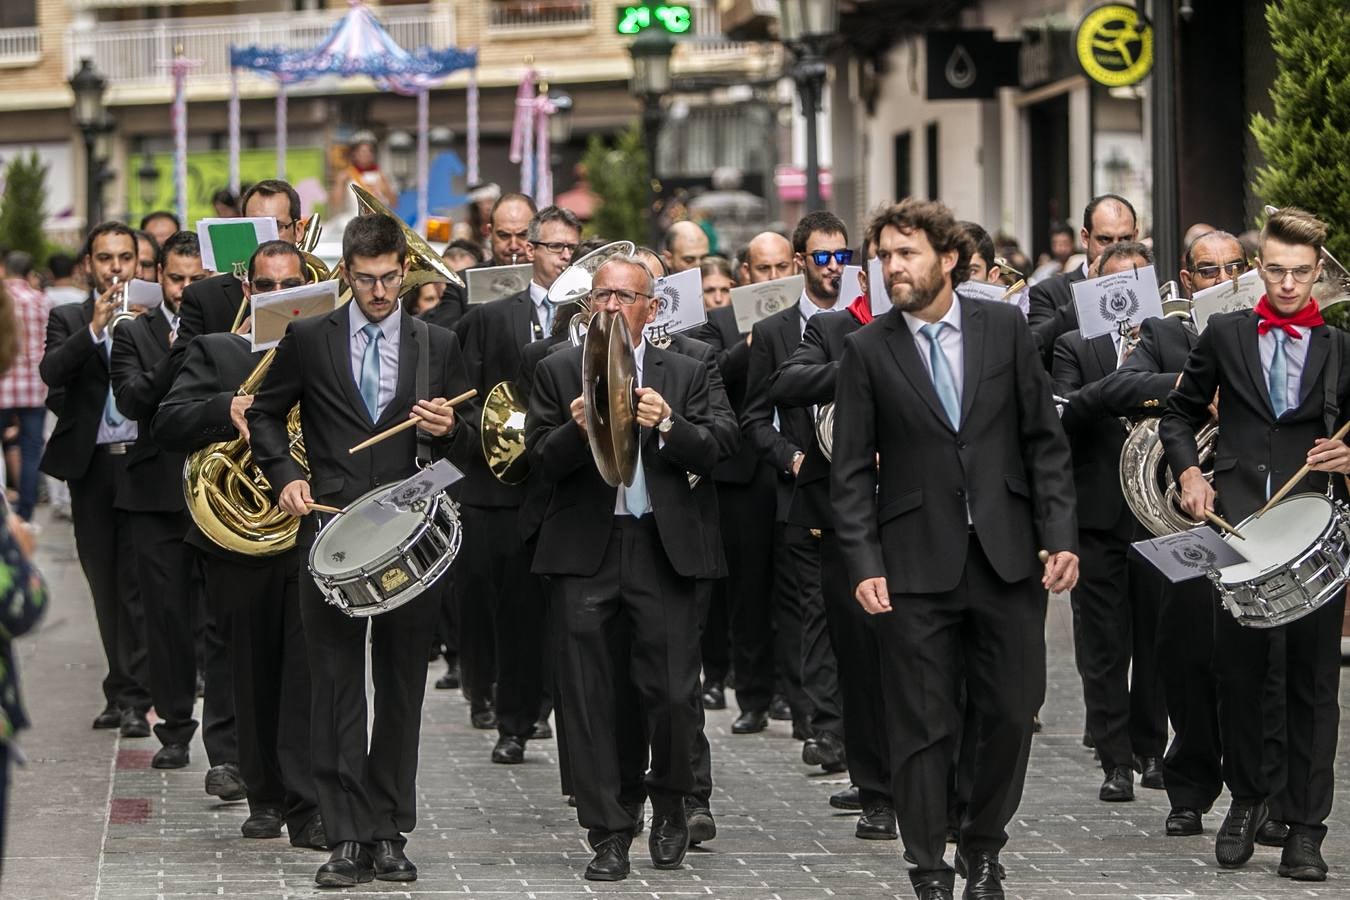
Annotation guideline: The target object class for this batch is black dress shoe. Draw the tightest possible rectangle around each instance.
[205,763,247,801]
[372,839,417,882]
[769,694,792,720]
[684,798,715,844]
[1082,729,1094,749]
[152,743,190,769]
[1031,713,1042,733]
[1215,800,1267,868]
[566,794,577,808]
[648,808,689,869]
[954,846,1007,879]
[830,784,862,811]
[434,664,459,690]
[731,709,768,734]
[791,719,810,741]
[470,706,497,729]
[1257,818,1290,847]
[1099,766,1133,802]
[531,717,553,739]
[119,707,150,738]
[802,731,847,771]
[491,734,526,764]
[315,841,374,888]
[585,834,631,881]
[856,803,898,840]
[1278,830,1328,881]
[701,681,726,710]
[961,849,1006,899]
[1135,755,1165,790]
[241,807,284,838]
[290,815,328,850]
[912,876,953,900]
[93,704,122,729]
[1165,807,1202,836]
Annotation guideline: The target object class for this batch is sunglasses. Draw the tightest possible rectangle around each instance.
[808,249,853,267]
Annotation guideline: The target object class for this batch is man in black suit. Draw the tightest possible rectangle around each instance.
[1162,207,1350,881]
[248,213,475,887]
[1029,194,1138,363]
[153,240,323,848]
[743,213,850,773]
[526,254,721,882]
[833,199,1078,900]
[453,205,580,758]
[481,192,537,267]
[109,230,210,770]
[1053,242,1167,804]
[38,222,152,737]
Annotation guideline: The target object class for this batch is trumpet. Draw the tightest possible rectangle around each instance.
[107,276,139,333]
[993,257,1027,301]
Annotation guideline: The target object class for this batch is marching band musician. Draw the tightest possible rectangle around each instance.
[1161,207,1350,881]
[152,240,324,850]
[247,213,475,887]
[525,254,721,882]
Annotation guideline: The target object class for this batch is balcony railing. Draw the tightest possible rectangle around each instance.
[66,5,456,89]
[0,27,40,67]
[682,0,754,58]
[488,0,593,33]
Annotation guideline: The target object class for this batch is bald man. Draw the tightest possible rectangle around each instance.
[664,222,710,274]
[740,233,795,284]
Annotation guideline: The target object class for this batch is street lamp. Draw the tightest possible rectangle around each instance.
[778,0,837,213]
[386,130,414,190]
[629,28,674,247]
[548,89,574,146]
[69,57,109,228]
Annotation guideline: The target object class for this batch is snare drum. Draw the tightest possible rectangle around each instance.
[1211,493,1350,628]
[308,485,463,618]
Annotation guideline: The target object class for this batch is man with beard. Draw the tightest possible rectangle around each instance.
[743,212,849,774]
[833,199,1077,900]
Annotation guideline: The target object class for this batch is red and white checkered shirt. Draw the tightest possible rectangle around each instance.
[0,278,49,409]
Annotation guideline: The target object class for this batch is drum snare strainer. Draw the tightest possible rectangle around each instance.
[1211,493,1350,628]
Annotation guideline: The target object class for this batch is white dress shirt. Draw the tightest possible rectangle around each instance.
[797,289,845,338]
[1259,323,1310,416]
[349,302,402,421]
[615,338,649,516]
[901,295,965,404]
[529,280,550,341]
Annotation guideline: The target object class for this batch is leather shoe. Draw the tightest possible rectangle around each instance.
[372,839,417,882]
[1165,807,1202,836]
[802,731,847,772]
[315,841,374,888]
[93,704,122,729]
[731,709,769,734]
[769,694,792,720]
[1136,755,1165,790]
[1215,800,1267,868]
[1278,830,1327,881]
[960,849,1006,899]
[954,846,1007,879]
[912,876,953,900]
[830,784,862,811]
[434,664,459,690]
[205,763,247,802]
[701,681,726,710]
[119,707,150,738]
[1099,766,1133,802]
[585,834,631,881]
[648,807,690,869]
[491,734,525,764]
[685,802,715,844]
[290,815,328,850]
[531,717,553,740]
[241,806,283,839]
[1257,818,1290,847]
[152,743,189,769]
[855,803,897,840]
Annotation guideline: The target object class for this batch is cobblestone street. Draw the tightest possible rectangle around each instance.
[3,509,1348,899]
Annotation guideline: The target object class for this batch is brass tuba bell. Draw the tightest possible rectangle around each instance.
[1119,417,1219,537]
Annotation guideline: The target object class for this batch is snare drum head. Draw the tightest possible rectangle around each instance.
[1219,494,1331,583]
[311,488,435,576]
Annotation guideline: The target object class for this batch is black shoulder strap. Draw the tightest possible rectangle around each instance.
[1324,329,1341,437]
[413,316,432,468]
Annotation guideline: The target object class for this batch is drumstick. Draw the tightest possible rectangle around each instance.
[307,502,343,515]
[347,389,477,454]
[1204,512,1245,540]
[1258,418,1350,515]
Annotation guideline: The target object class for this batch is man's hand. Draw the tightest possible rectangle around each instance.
[791,451,804,477]
[634,387,671,428]
[411,398,455,436]
[234,314,252,336]
[1119,326,1141,362]
[1178,466,1215,520]
[278,479,314,517]
[230,395,254,442]
[1042,551,1079,593]
[1308,437,1350,474]
[89,281,124,335]
[570,395,587,435]
[855,577,891,615]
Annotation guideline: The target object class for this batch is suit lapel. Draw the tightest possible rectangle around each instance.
[1089,333,1117,379]
[1236,313,1274,417]
[326,310,374,426]
[1298,326,1331,408]
[375,312,418,429]
[958,301,984,425]
[149,307,171,350]
[510,291,534,346]
[883,310,954,431]
[82,298,108,370]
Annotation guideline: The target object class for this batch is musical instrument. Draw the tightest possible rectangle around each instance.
[992,257,1026,301]
[815,402,835,462]
[308,484,463,617]
[107,276,137,333]
[581,308,640,487]
[1119,418,1219,537]
[1160,280,1192,319]
[1210,493,1350,628]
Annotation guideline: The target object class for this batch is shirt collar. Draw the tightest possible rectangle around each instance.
[529,281,549,306]
[902,294,963,337]
[349,300,402,342]
[798,290,844,323]
[632,336,648,376]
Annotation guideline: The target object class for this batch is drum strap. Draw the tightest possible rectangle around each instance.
[1324,333,1341,436]
[413,317,432,468]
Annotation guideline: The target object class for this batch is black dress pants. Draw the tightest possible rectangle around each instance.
[792,527,842,740]
[299,570,439,846]
[196,554,237,767]
[872,534,1045,889]
[552,517,701,846]
[129,509,198,746]
[715,469,776,714]
[1157,575,1223,812]
[772,523,810,730]
[68,450,149,712]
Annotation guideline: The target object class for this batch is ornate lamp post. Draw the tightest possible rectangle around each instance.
[778,0,837,213]
[70,58,110,228]
[628,29,674,247]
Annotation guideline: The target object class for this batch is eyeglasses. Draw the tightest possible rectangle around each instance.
[531,240,578,256]
[252,278,306,293]
[275,219,297,232]
[1190,260,1248,280]
[809,249,854,267]
[590,288,651,306]
[350,271,405,292]
[1261,263,1319,284]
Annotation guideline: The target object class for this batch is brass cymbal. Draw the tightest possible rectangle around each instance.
[481,380,529,485]
[581,310,638,487]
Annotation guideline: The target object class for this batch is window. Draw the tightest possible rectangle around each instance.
[894,131,912,200]
[0,0,36,29]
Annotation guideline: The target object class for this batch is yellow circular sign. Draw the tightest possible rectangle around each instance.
[1075,3,1154,87]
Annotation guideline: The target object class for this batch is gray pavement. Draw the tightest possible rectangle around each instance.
[3,507,1349,899]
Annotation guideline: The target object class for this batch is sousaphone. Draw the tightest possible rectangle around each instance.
[581,309,639,487]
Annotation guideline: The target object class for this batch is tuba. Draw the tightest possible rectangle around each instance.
[1120,417,1219,536]
[815,401,835,462]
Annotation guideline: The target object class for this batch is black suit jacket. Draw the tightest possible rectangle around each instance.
[1052,329,1131,533]
[514,333,571,544]
[178,273,244,347]
[743,304,815,520]
[1085,315,1196,419]
[110,306,186,513]
[696,306,758,484]
[526,342,721,578]
[247,306,476,514]
[1028,266,1088,367]
[39,298,111,482]
[419,281,469,332]
[1161,310,1350,522]
[831,300,1077,594]
[768,309,861,529]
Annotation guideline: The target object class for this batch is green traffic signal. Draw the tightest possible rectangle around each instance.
[617,4,693,36]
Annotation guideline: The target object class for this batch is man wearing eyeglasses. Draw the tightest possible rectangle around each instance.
[1162,207,1350,882]
[453,205,581,759]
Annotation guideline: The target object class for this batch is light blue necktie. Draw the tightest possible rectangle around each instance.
[104,387,125,427]
[541,300,555,338]
[359,323,382,420]
[624,456,651,518]
[919,322,961,429]
[1269,329,1290,418]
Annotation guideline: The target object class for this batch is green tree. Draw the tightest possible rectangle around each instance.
[0,152,49,266]
[580,124,649,241]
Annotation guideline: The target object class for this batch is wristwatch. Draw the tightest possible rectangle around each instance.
[657,414,675,434]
